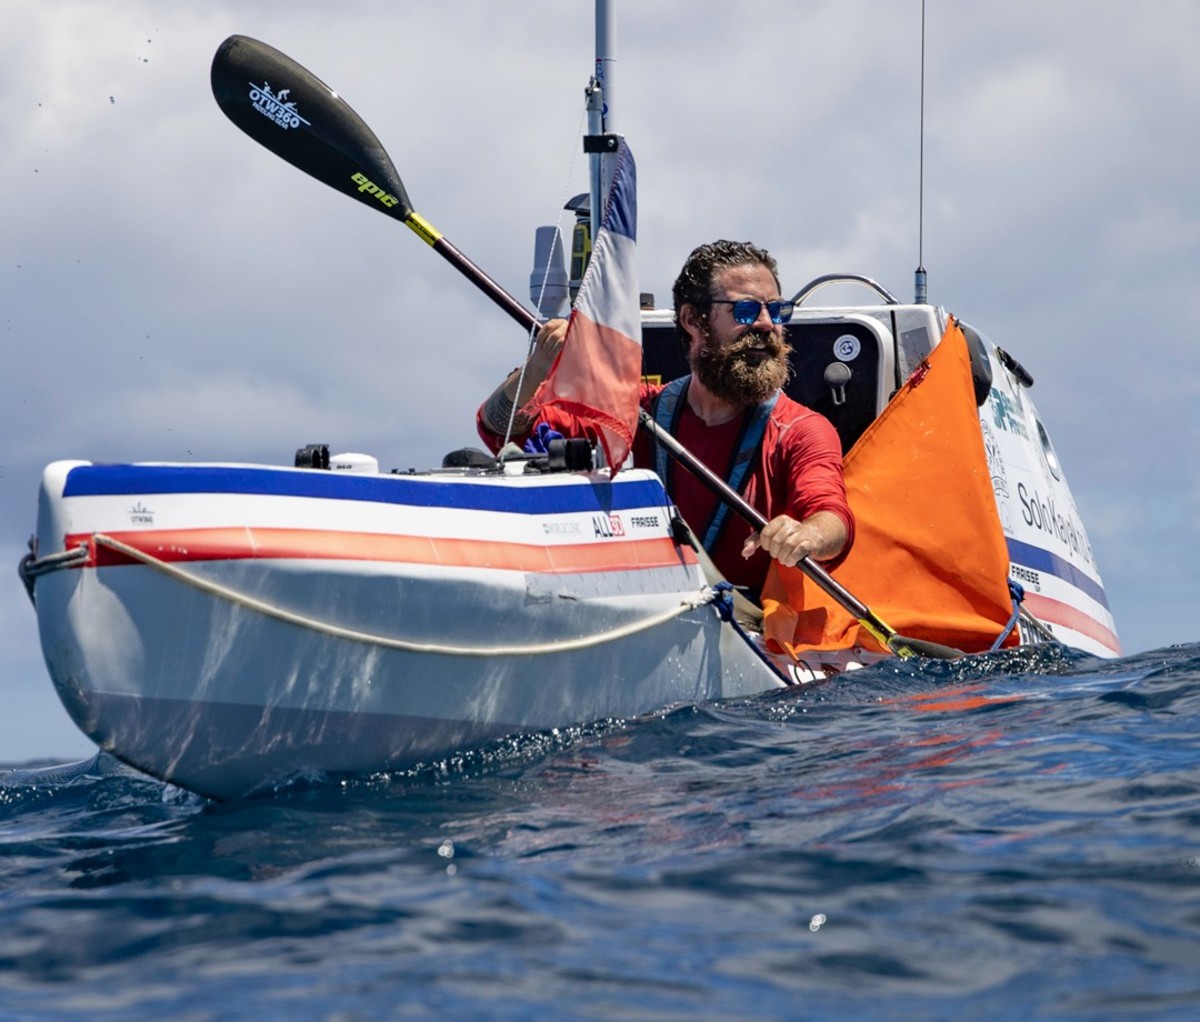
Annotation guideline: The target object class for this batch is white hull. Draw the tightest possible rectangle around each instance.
[977,347,1119,656]
[31,461,783,798]
[28,301,1122,800]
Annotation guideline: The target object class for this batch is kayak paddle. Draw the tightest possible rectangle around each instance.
[210,35,960,662]
[210,34,535,331]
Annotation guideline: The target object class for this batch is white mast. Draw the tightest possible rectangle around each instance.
[590,0,618,246]
[538,1,620,309]
[914,0,928,304]
[595,0,615,133]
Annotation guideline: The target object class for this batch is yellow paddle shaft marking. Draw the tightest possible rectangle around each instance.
[405,212,442,246]
[859,618,913,658]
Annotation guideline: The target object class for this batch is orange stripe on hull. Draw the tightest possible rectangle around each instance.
[68,528,699,576]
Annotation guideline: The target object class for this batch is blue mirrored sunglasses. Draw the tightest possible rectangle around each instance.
[709,298,795,325]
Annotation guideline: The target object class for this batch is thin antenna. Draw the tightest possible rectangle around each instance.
[914,0,928,304]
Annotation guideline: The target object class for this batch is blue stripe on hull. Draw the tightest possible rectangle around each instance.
[63,464,668,516]
[1006,536,1110,610]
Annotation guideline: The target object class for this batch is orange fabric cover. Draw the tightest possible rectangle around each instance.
[761,318,1018,657]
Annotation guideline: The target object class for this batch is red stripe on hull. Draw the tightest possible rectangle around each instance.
[67,527,699,576]
[1022,591,1121,655]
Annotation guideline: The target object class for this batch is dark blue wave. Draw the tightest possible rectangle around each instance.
[2,642,1198,1021]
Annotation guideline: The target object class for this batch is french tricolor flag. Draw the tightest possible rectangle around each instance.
[528,139,640,471]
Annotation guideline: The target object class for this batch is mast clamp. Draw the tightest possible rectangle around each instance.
[583,133,620,154]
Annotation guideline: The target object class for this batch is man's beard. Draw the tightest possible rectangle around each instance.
[692,327,792,406]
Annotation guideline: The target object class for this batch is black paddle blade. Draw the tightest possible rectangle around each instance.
[211,35,413,222]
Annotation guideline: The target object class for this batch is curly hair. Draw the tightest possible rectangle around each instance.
[671,240,781,342]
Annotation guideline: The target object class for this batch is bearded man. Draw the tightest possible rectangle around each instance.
[476,240,853,600]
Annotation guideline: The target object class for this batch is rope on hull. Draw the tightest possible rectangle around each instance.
[54,533,716,658]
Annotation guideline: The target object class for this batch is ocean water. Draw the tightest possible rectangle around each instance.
[2,643,1198,1021]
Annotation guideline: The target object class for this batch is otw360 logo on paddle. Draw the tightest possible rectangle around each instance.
[247,82,311,130]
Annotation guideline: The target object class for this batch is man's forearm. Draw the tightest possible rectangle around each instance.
[747,509,849,567]
[801,509,849,563]
[479,318,568,438]
[480,370,541,437]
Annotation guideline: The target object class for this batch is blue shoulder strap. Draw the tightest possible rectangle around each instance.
[653,376,690,485]
[701,390,778,550]
[650,377,780,553]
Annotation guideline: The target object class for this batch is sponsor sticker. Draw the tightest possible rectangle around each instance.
[350,172,402,210]
[248,82,311,130]
[1011,563,1042,592]
[592,514,625,539]
[833,334,861,362]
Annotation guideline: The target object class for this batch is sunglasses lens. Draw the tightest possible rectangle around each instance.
[727,300,794,325]
[731,300,758,325]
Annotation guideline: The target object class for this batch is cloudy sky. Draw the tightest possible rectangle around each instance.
[2,1,1196,761]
